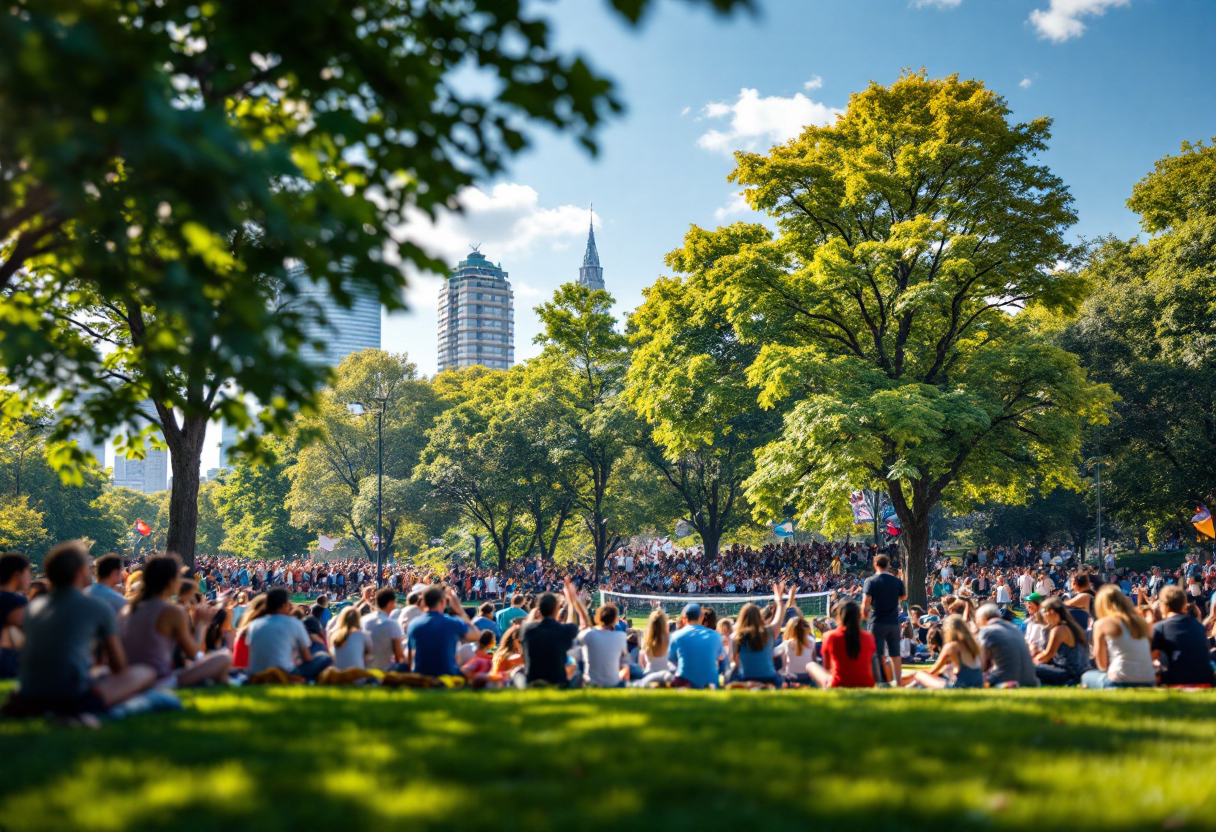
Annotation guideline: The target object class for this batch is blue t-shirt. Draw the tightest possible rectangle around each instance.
[472,615,501,640]
[495,605,527,633]
[667,624,724,688]
[406,611,468,677]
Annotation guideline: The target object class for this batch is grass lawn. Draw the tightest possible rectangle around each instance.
[3,684,1215,832]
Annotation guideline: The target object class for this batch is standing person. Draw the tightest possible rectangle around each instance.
[0,552,32,679]
[994,575,1012,611]
[574,601,629,688]
[1031,598,1088,686]
[1151,585,1215,686]
[807,600,875,689]
[976,603,1039,688]
[246,588,332,681]
[405,585,479,678]
[85,554,128,615]
[1081,585,1155,688]
[2,543,156,717]
[519,579,584,688]
[861,555,906,685]
[120,554,232,687]
[666,602,725,689]
[1017,569,1035,606]
[362,588,407,672]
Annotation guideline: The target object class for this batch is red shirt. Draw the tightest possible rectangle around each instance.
[821,628,876,688]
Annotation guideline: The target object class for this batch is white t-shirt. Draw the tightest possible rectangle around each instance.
[1035,577,1055,596]
[577,627,629,687]
[333,630,371,670]
[393,605,423,630]
[1018,574,1035,597]
[774,637,817,676]
[361,611,404,670]
[995,584,1012,604]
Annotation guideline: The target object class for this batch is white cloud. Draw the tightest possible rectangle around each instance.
[698,87,843,154]
[714,192,752,221]
[913,0,962,8]
[1029,0,1129,42]
[804,75,824,91]
[680,106,691,117]
[1019,77,1033,88]
[395,183,596,266]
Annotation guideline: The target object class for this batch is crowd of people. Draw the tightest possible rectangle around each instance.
[2,539,1215,723]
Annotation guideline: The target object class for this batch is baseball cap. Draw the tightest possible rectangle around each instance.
[1025,592,1044,604]
[682,602,702,618]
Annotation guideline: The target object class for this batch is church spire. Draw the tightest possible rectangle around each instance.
[578,204,604,291]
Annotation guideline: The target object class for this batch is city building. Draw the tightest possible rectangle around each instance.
[289,271,382,367]
[113,449,168,493]
[437,247,515,373]
[217,421,240,471]
[577,211,605,291]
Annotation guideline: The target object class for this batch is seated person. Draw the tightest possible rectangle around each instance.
[84,553,128,615]
[2,542,155,717]
[1152,585,1215,686]
[406,585,479,677]
[806,600,874,688]
[361,588,407,672]
[667,602,725,689]
[903,614,982,689]
[1,551,32,679]
[246,588,332,681]
[119,553,232,687]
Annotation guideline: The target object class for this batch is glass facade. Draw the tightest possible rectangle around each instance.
[289,274,383,368]
[437,249,515,373]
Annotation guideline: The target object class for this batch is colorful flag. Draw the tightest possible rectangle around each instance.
[134,520,151,536]
[774,521,795,537]
[848,491,873,523]
[1192,506,1215,539]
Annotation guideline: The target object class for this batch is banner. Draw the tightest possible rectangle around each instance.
[317,534,337,552]
[1192,505,1215,539]
[134,520,151,536]
[848,491,873,523]
[774,521,795,537]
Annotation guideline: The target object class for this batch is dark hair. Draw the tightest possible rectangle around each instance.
[94,553,123,581]
[265,588,291,612]
[512,593,525,607]
[44,542,89,590]
[479,602,494,616]
[310,604,325,619]
[0,552,30,585]
[834,600,863,660]
[375,587,397,609]
[875,554,890,570]
[477,629,496,649]
[135,554,182,608]
[422,586,445,609]
[205,608,227,651]
[1042,597,1087,647]
[538,592,559,618]
[701,607,718,631]
[595,603,619,627]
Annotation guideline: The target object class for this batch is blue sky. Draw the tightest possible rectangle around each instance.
[196,0,1216,471]
[381,0,1216,380]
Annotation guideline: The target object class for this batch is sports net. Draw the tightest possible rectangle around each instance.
[598,590,834,622]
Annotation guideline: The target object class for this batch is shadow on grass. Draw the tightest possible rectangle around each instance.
[2,687,1215,832]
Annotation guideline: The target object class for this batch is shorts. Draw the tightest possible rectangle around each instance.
[871,623,901,658]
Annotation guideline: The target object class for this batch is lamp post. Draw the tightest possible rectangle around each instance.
[349,394,389,588]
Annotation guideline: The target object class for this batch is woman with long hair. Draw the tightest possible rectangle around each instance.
[634,609,672,686]
[231,594,269,671]
[807,600,875,688]
[119,553,231,687]
[774,616,818,685]
[1033,597,1089,686]
[490,623,524,683]
[730,583,793,686]
[903,614,982,689]
[330,606,373,670]
[1081,585,1155,688]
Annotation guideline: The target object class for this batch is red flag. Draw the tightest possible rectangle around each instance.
[135,520,151,536]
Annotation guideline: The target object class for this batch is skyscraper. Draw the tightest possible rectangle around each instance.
[112,400,169,493]
[289,272,382,367]
[577,210,604,291]
[437,247,515,373]
[217,421,240,471]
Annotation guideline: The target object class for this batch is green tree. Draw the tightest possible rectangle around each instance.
[0,0,749,563]
[626,275,781,558]
[288,350,442,558]
[0,496,47,558]
[668,73,1112,605]
[533,284,635,577]
[1059,139,1216,542]
[215,438,310,560]
[196,478,229,558]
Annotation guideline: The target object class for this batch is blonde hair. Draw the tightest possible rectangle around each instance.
[332,607,362,648]
[942,614,980,662]
[1094,584,1149,640]
[641,609,669,657]
[783,616,811,656]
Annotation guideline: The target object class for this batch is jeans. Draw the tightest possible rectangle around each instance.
[294,655,333,682]
[633,670,673,687]
[1081,670,1155,689]
[1035,664,1079,686]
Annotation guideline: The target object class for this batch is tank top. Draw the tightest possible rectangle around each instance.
[1104,620,1155,684]
[120,598,176,679]
[1050,632,1088,681]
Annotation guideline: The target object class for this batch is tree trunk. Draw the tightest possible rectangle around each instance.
[900,517,930,608]
[164,415,207,569]
[699,521,721,561]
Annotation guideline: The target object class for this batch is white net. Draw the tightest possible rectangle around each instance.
[598,589,834,622]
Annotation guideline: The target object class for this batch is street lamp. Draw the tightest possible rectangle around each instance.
[348,393,390,588]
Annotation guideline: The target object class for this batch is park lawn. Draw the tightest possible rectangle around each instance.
[3,685,1216,832]
[1115,550,1191,573]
